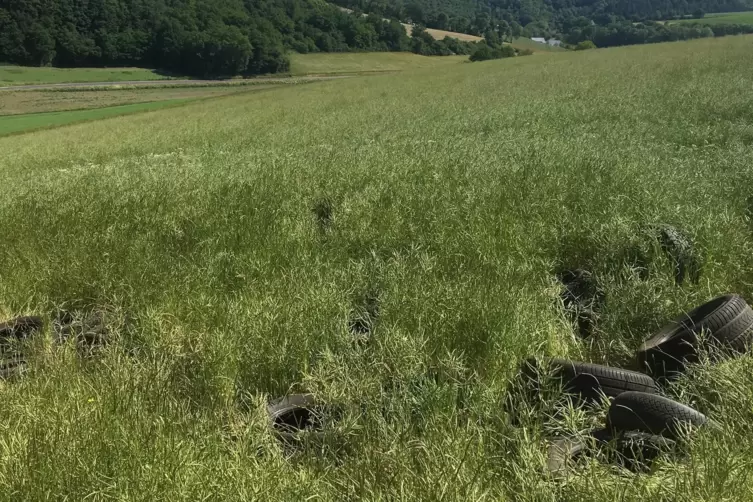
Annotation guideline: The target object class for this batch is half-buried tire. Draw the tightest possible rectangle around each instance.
[547,429,678,475]
[607,430,677,472]
[606,391,708,440]
[519,358,658,404]
[267,394,324,440]
[0,316,43,341]
[637,295,753,379]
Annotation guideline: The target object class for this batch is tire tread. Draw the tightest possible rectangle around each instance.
[607,391,707,438]
[550,359,658,399]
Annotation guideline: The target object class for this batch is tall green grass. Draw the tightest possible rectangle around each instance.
[1,36,753,499]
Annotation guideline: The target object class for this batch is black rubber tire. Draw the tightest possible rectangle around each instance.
[547,436,588,475]
[547,429,677,475]
[0,316,43,341]
[606,391,708,439]
[637,295,753,378]
[267,394,322,435]
[611,431,675,456]
[600,430,677,473]
[522,358,658,403]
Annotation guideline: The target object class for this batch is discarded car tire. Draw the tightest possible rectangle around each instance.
[267,394,318,433]
[611,430,675,459]
[521,358,658,404]
[0,316,43,341]
[606,391,708,440]
[267,394,342,447]
[637,295,753,378]
[602,430,678,472]
[546,436,588,475]
[547,429,677,475]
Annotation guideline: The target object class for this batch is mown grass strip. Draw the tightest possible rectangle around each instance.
[0,99,193,136]
[0,64,173,86]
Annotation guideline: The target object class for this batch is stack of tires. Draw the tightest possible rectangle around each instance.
[537,294,753,473]
[262,294,752,468]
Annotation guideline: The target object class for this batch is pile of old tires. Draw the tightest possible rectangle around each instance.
[535,294,752,474]
[262,295,752,472]
[0,309,114,379]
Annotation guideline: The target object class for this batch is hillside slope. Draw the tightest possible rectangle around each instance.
[1,36,753,499]
[0,0,411,75]
[329,0,753,43]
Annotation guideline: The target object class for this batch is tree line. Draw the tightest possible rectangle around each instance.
[0,0,475,76]
[3,0,751,76]
[562,17,753,48]
[329,0,753,45]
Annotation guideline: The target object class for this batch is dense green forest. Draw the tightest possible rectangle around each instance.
[333,0,753,36]
[562,18,753,47]
[3,0,753,76]
[0,0,430,76]
[333,0,753,50]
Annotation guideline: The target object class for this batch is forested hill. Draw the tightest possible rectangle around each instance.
[330,0,753,37]
[0,0,411,76]
[3,0,752,78]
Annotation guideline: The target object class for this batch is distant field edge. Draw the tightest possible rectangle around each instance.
[0,65,175,87]
[0,75,347,92]
[289,52,467,76]
[0,99,195,137]
[666,10,753,24]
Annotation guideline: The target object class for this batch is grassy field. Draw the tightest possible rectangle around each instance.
[289,47,557,77]
[672,11,753,24]
[0,65,173,86]
[1,35,753,499]
[290,52,467,75]
[402,24,484,41]
[0,85,278,116]
[2,54,466,86]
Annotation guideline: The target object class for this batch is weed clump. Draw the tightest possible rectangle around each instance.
[349,288,380,339]
[313,197,334,233]
[657,225,702,285]
[557,268,604,338]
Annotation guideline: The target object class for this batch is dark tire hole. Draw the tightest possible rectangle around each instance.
[274,407,319,431]
[267,394,341,443]
[269,395,322,432]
